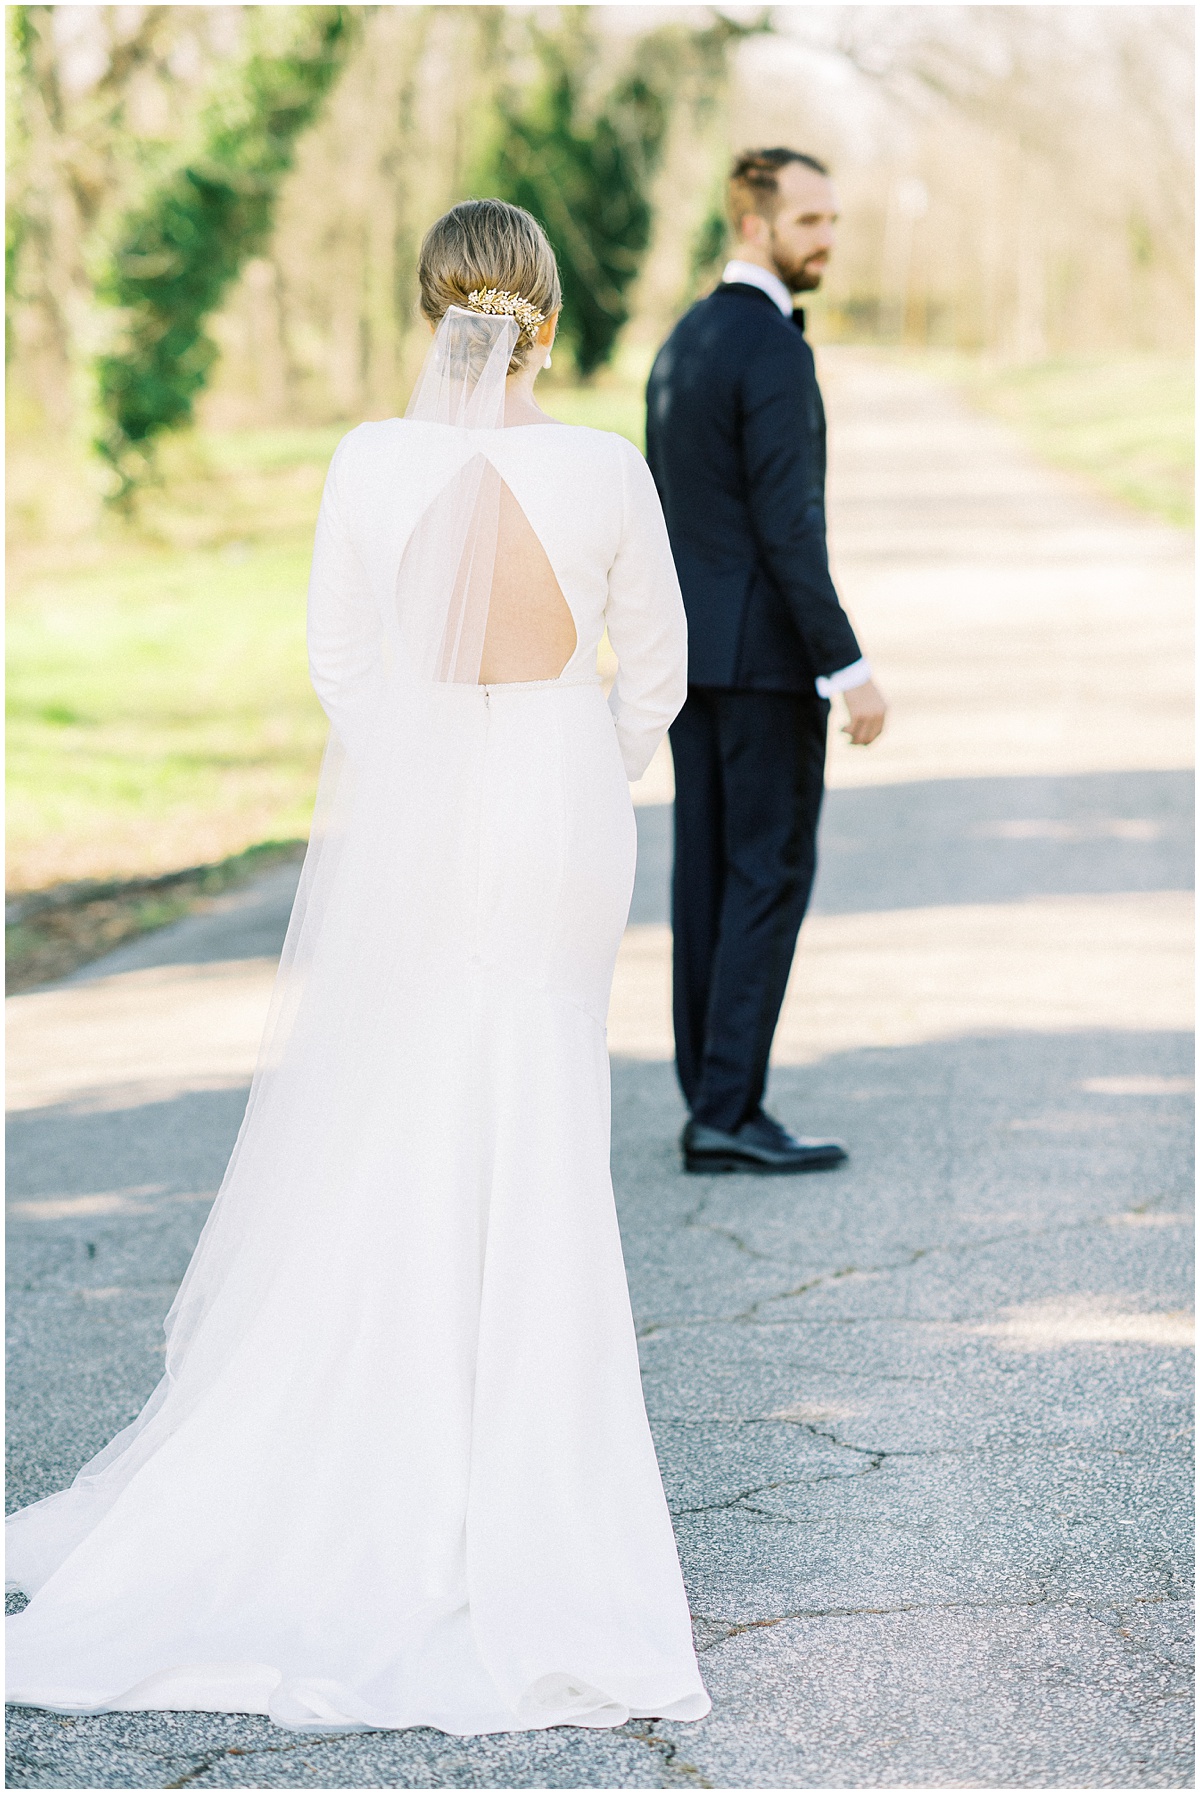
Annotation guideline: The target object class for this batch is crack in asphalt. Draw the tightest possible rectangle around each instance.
[689,1589,1187,1654]
[647,1420,1191,1475]
[636,1198,1185,1338]
[741,1360,937,1382]
[681,1191,777,1267]
[160,1731,387,1788]
[1091,1599,1196,1680]
[623,1718,714,1788]
[670,1467,874,1521]
[5,1725,400,1791]
[667,1421,888,1521]
[6,1721,717,1791]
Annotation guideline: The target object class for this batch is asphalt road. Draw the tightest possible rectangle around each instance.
[7,350,1194,1789]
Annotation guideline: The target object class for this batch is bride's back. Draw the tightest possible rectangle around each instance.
[481,478,578,683]
[309,196,686,782]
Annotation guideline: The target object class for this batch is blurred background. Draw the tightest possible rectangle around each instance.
[6,3,1194,983]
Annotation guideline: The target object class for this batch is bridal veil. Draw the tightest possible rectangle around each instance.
[7,307,709,1733]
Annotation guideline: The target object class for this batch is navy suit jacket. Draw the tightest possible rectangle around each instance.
[645,283,861,691]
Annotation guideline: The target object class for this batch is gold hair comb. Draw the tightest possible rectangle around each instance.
[466,288,547,345]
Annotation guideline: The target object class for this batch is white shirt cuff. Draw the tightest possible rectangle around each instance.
[815,658,872,699]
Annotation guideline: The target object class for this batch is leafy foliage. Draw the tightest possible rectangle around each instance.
[96,8,355,501]
[484,13,766,378]
[5,12,32,363]
[487,23,670,378]
[689,202,729,299]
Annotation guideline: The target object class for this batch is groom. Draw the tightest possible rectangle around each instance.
[646,148,887,1176]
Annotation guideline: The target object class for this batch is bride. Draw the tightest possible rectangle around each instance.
[7,200,709,1734]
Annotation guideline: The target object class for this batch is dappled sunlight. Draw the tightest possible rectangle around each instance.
[764,1404,864,1427]
[608,891,1193,1065]
[7,1187,213,1223]
[1081,1075,1194,1096]
[974,1296,1194,1351]
[5,959,275,1114]
[19,886,1189,1116]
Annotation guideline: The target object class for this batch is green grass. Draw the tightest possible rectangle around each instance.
[6,424,346,892]
[946,356,1193,528]
[540,376,645,444]
[8,531,327,890]
[6,838,306,990]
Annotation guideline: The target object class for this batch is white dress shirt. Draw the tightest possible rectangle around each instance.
[721,260,872,699]
[721,259,794,318]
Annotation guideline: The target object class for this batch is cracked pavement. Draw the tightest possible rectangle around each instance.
[7,350,1194,1787]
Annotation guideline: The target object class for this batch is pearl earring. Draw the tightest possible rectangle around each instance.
[545,351,552,369]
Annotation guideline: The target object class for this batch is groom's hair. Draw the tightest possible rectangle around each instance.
[729,149,830,228]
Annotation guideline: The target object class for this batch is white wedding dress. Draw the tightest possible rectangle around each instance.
[6,311,710,1734]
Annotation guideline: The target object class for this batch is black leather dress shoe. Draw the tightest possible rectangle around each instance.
[682,1110,848,1175]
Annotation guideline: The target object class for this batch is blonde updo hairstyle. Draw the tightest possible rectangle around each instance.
[418,199,562,376]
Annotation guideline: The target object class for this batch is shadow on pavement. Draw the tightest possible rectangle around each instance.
[630,767,1194,926]
[39,767,1193,982]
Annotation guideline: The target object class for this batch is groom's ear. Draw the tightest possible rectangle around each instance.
[738,209,771,252]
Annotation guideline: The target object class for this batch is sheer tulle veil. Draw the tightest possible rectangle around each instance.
[164,307,521,1364]
[10,312,522,1561]
[6,297,711,1735]
[399,308,517,684]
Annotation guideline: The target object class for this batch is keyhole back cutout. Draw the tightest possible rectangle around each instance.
[478,481,577,684]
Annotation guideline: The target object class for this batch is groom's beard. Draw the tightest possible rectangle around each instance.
[772,244,830,294]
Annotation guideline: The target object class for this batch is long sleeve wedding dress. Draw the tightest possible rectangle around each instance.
[6,310,709,1734]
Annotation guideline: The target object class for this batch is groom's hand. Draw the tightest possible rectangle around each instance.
[841,679,887,745]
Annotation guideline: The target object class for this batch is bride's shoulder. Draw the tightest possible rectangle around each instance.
[524,427,653,506]
[530,427,654,504]
[328,417,400,458]
[338,417,414,446]
[548,420,636,446]
[329,417,452,471]
[559,425,655,482]
[533,422,646,465]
